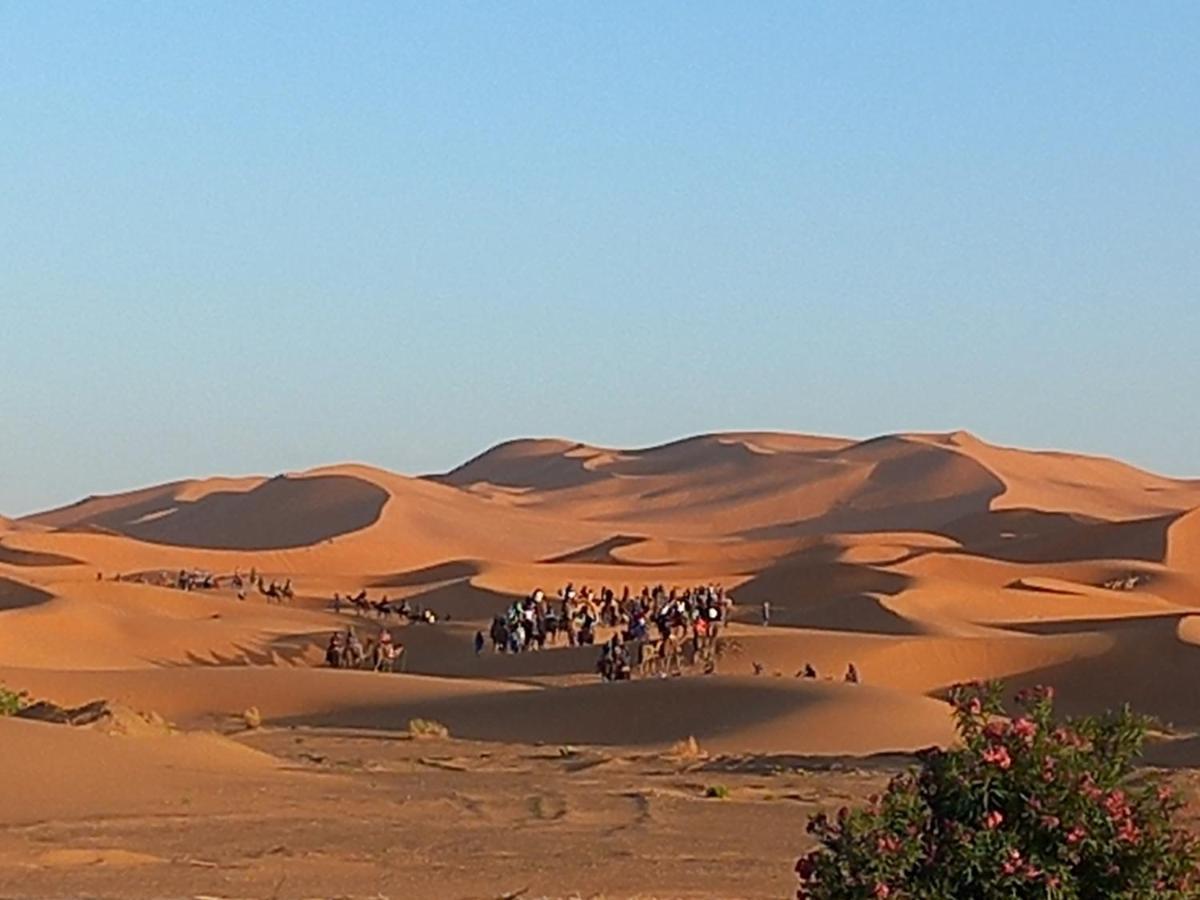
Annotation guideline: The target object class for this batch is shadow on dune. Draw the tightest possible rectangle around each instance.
[435,440,610,491]
[996,613,1185,637]
[401,579,518,621]
[731,560,924,635]
[371,561,481,588]
[0,544,83,567]
[273,677,840,746]
[938,509,1176,564]
[1003,579,1089,596]
[541,535,671,567]
[0,577,53,611]
[32,475,389,551]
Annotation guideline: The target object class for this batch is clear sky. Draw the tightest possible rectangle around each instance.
[2,2,1197,515]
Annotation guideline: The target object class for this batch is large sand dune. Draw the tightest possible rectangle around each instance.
[4,430,1200,897]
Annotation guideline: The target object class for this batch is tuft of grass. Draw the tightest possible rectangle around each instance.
[242,706,262,730]
[0,685,27,717]
[705,784,731,800]
[408,718,450,739]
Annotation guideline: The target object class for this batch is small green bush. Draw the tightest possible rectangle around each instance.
[0,685,26,717]
[706,784,731,799]
[796,681,1200,899]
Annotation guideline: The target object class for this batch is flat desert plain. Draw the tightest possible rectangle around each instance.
[5,431,1200,899]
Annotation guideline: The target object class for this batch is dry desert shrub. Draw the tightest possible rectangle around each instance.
[242,706,263,729]
[408,718,450,739]
[669,735,706,761]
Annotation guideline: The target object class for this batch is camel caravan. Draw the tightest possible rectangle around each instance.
[330,590,436,623]
[324,627,404,673]
[317,581,733,682]
[478,582,732,682]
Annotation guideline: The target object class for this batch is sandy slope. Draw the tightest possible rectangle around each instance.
[3,429,1200,896]
[0,716,282,826]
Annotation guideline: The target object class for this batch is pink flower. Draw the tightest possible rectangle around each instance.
[1001,848,1023,875]
[873,884,890,898]
[981,745,1012,770]
[1011,717,1038,743]
[984,810,1004,830]
[1117,820,1141,845]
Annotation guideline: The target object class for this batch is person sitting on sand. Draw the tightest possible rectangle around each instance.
[803,664,817,678]
[845,663,859,684]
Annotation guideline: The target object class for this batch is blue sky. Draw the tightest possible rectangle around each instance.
[2,2,1197,514]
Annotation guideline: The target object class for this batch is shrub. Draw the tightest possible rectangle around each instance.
[242,706,262,730]
[706,784,731,799]
[408,718,450,739]
[796,681,1200,899]
[0,685,26,717]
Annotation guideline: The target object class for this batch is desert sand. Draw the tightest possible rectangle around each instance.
[3,430,1200,898]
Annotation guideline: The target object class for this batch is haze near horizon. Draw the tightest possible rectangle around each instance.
[2,2,1197,514]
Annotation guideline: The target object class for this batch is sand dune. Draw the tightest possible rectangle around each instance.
[0,716,281,826]
[5,428,1200,898]
[436,432,1200,546]
[24,473,388,550]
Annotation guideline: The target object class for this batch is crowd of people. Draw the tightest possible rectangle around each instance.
[314,580,864,685]
[478,582,733,657]
[469,583,734,682]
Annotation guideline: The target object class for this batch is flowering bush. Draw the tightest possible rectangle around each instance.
[796,681,1200,899]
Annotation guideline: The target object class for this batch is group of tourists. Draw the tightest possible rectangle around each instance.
[324,627,405,672]
[468,582,732,682]
[477,582,733,658]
